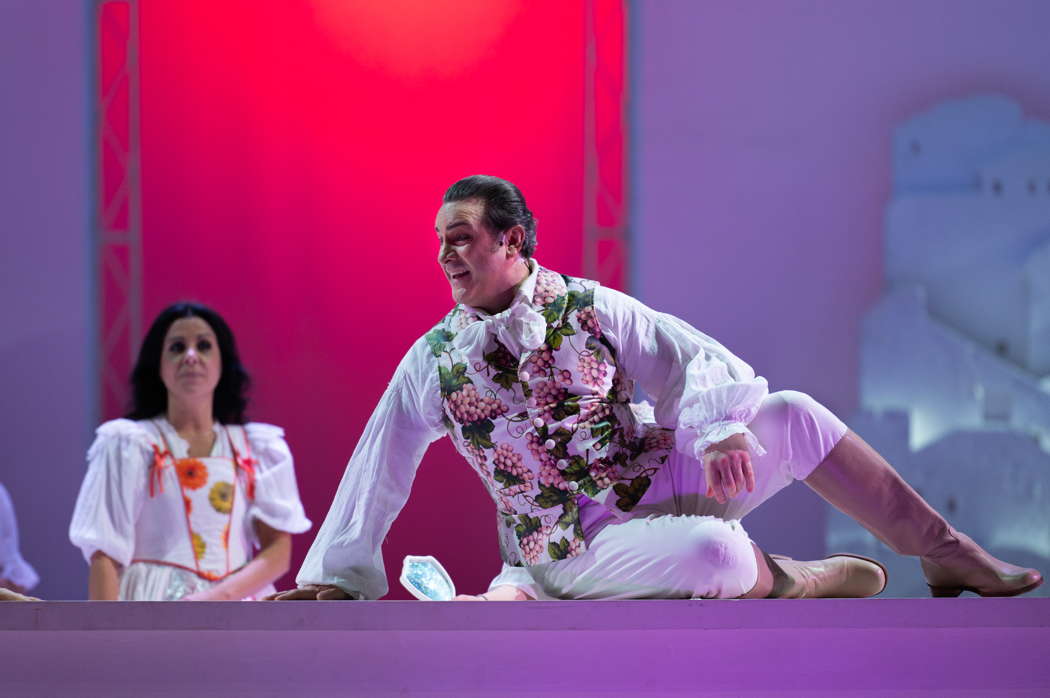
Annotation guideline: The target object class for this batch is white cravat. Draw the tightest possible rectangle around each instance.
[453,301,547,357]
[454,260,546,356]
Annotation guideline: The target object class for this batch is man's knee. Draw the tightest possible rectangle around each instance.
[770,390,824,423]
[685,518,756,598]
[766,390,847,477]
[688,519,749,567]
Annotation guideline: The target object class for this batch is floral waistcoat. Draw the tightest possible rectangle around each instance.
[425,267,674,567]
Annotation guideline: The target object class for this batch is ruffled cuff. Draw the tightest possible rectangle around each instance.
[690,420,766,459]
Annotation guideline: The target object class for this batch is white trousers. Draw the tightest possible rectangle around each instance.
[528,391,848,599]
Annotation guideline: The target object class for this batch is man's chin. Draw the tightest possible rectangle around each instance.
[450,286,470,306]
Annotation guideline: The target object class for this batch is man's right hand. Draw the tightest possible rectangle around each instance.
[265,584,355,601]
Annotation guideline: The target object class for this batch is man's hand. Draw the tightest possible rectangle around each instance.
[703,433,756,504]
[0,587,41,602]
[453,585,533,602]
[265,584,355,601]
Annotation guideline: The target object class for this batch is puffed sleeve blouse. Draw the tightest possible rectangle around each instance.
[69,418,311,568]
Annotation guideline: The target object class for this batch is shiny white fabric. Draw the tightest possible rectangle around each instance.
[118,560,274,601]
[451,300,547,357]
[69,418,312,600]
[0,483,39,591]
[297,261,770,599]
[528,516,757,600]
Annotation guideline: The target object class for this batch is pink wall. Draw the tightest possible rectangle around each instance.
[135,1,595,597]
[631,0,1050,557]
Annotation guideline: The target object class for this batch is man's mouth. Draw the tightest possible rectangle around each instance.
[449,270,470,281]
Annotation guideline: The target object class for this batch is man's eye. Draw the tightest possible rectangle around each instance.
[197,340,213,352]
[169,341,186,354]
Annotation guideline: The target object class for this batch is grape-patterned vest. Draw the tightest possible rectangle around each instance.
[425,266,673,567]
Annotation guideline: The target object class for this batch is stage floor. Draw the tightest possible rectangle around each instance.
[3,598,1048,696]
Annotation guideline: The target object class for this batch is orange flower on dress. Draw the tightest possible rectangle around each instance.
[176,459,209,490]
[209,481,233,514]
[222,522,230,550]
[183,495,193,514]
[192,532,206,560]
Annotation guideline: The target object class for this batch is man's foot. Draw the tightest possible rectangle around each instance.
[922,532,1043,597]
[769,553,887,598]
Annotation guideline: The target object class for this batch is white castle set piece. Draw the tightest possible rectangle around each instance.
[830,95,1050,597]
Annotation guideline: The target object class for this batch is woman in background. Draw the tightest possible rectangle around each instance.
[0,482,40,600]
[70,302,311,600]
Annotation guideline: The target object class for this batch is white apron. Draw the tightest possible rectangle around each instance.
[119,422,260,600]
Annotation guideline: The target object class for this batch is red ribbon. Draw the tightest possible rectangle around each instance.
[236,455,256,500]
[149,444,172,498]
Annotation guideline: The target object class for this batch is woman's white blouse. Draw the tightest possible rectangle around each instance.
[69,419,312,568]
[297,266,769,599]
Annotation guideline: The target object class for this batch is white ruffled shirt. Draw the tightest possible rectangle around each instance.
[69,418,312,570]
[297,261,769,599]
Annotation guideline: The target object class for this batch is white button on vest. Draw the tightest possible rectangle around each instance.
[532,417,544,428]
[568,481,580,492]
[519,371,531,382]
[556,459,567,468]
[544,439,556,450]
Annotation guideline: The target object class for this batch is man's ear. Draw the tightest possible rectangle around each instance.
[504,225,526,256]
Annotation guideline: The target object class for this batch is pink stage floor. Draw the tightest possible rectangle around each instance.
[2,598,1048,696]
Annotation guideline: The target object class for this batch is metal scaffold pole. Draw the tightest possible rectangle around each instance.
[95,0,142,419]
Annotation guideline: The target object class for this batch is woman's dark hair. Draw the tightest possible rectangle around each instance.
[443,175,537,258]
[126,302,250,424]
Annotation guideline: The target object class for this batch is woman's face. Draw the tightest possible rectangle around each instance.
[159,316,222,405]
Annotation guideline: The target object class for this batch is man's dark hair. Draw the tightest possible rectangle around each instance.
[443,175,537,258]
[126,302,251,424]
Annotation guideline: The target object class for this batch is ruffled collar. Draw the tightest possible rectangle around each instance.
[453,259,551,356]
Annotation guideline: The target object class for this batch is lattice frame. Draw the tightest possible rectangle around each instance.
[96,0,142,419]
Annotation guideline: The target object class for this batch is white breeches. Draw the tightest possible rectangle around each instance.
[528,391,848,599]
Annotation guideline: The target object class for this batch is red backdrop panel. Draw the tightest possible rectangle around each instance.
[137,0,595,596]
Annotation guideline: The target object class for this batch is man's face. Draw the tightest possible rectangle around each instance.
[435,198,515,312]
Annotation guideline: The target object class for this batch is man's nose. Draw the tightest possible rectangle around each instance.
[438,241,455,263]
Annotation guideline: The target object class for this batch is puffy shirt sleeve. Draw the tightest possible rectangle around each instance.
[68,419,153,567]
[0,483,39,590]
[243,423,312,540]
[295,336,446,599]
[595,287,770,459]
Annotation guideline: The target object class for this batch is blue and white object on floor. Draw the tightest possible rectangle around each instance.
[400,555,455,601]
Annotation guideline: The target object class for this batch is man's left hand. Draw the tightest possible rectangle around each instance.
[703,433,756,504]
